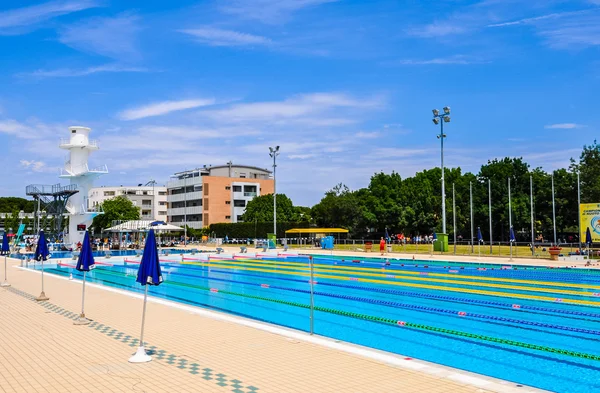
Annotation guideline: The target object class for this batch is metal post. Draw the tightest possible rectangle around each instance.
[184,172,187,247]
[36,198,41,234]
[140,285,149,345]
[551,172,556,245]
[488,178,492,254]
[470,181,474,253]
[273,153,277,238]
[2,255,9,287]
[440,120,446,234]
[509,178,513,260]
[309,256,314,335]
[577,172,581,251]
[530,175,535,256]
[81,271,87,316]
[453,183,456,255]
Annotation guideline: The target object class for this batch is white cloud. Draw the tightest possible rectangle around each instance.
[407,22,469,38]
[0,119,31,137]
[180,27,271,47]
[119,99,216,120]
[487,10,588,28]
[17,64,149,78]
[544,123,586,129]
[536,12,600,49]
[0,0,100,33]
[386,55,486,66]
[220,0,339,24]
[354,131,380,138]
[202,92,383,123]
[58,13,141,59]
[20,160,48,172]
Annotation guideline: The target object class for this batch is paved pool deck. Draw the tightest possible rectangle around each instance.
[0,256,548,393]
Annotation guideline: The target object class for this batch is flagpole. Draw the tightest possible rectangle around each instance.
[470,181,474,254]
[488,178,492,255]
[509,177,513,261]
[130,284,152,363]
[551,172,557,245]
[453,183,456,256]
[530,175,535,257]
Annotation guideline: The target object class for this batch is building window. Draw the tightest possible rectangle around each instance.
[225,215,231,219]
[225,186,231,190]
[237,215,243,221]
[225,201,231,205]
[232,185,242,192]
[158,191,167,195]
[233,200,245,207]
[239,173,246,178]
[104,191,115,196]
[159,211,167,215]
[159,201,167,206]
[204,184,209,195]
[204,198,209,210]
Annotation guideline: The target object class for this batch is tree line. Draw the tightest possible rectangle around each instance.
[242,140,600,241]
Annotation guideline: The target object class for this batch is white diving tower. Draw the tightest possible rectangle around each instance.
[59,126,108,246]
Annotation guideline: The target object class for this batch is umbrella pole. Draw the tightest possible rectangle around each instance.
[1,255,10,287]
[35,259,49,301]
[74,271,91,325]
[129,284,152,363]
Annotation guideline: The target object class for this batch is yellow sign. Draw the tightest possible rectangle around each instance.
[580,203,600,242]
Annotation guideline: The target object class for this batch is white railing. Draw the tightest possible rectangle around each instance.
[244,192,257,197]
[167,191,203,203]
[167,206,203,216]
[59,138,98,148]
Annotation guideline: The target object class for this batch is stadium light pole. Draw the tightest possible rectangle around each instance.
[432,107,451,234]
[269,146,280,240]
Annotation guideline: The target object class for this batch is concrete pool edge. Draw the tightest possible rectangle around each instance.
[15,261,549,393]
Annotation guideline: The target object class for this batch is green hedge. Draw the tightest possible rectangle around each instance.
[208,222,310,238]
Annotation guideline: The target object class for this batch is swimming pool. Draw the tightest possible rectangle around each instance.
[33,253,600,392]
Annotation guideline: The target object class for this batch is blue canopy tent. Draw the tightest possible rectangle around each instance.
[129,229,163,363]
[74,231,95,325]
[34,230,50,301]
[1,232,10,287]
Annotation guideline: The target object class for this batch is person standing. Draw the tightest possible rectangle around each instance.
[379,236,386,255]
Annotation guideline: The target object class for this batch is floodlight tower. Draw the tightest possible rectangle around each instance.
[269,146,280,238]
[59,126,108,246]
[432,107,451,234]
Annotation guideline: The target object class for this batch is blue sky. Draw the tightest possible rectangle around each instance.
[1,0,599,206]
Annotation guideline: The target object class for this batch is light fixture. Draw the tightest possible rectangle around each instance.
[433,118,440,125]
[432,109,440,116]
[443,106,451,114]
[443,116,451,123]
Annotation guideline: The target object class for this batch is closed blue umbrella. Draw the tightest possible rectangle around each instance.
[34,230,50,301]
[385,228,390,243]
[477,227,483,258]
[130,229,163,363]
[586,227,593,259]
[74,231,95,325]
[509,227,516,243]
[1,233,10,287]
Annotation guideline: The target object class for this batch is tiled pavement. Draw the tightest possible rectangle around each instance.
[0,258,526,392]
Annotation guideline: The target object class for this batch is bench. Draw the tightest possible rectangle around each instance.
[216,247,224,254]
[240,246,247,253]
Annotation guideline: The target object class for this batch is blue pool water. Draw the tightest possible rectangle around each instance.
[33,254,600,392]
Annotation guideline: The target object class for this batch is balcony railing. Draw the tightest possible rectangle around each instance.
[59,138,98,148]
[244,192,257,197]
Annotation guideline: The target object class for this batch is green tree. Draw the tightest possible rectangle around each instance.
[91,196,140,232]
[241,194,296,222]
[570,139,600,203]
[0,197,35,213]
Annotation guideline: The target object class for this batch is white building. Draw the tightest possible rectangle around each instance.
[88,186,168,223]
[167,163,273,229]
